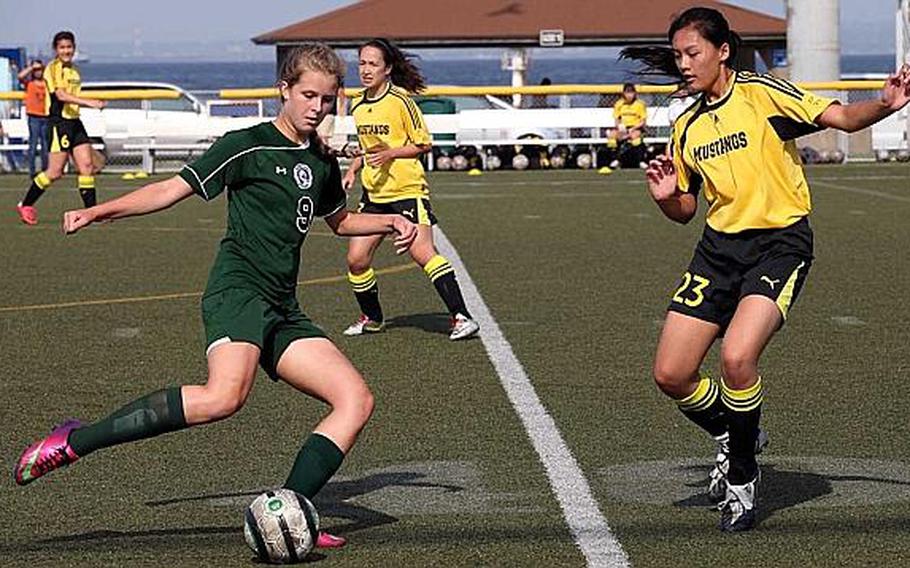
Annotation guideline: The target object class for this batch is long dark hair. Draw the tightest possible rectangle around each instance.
[359,38,426,94]
[619,7,741,85]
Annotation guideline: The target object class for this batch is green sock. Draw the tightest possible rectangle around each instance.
[283,433,344,499]
[68,387,187,457]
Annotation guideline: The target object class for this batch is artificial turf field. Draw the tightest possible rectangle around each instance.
[1,164,909,567]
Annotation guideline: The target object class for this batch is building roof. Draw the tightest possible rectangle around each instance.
[253,0,786,48]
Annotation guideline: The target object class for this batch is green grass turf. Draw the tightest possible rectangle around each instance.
[1,164,909,566]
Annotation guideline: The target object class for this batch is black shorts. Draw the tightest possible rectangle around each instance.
[358,193,437,226]
[668,217,814,331]
[47,118,91,153]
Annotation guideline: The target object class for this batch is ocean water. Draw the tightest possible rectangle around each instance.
[78,54,894,93]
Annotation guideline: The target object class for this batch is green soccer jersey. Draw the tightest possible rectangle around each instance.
[178,122,347,303]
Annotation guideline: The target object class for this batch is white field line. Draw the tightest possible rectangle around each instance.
[435,227,629,568]
[813,180,910,203]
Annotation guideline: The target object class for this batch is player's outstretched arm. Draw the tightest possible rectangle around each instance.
[324,209,418,253]
[63,175,194,234]
[54,88,105,110]
[646,155,697,224]
[817,64,910,132]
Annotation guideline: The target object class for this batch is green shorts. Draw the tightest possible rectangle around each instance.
[201,288,327,380]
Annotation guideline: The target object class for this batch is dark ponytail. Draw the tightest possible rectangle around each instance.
[360,38,426,94]
[620,7,741,84]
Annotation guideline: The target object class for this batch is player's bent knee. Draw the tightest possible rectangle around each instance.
[197,381,249,422]
[335,382,374,426]
[652,361,695,398]
[720,349,757,387]
[206,393,245,421]
[346,254,372,275]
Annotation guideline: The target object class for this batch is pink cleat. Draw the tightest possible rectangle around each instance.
[16,203,37,225]
[14,419,82,485]
[316,531,347,549]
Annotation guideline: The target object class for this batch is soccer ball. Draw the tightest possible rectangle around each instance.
[575,152,593,169]
[452,154,469,171]
[512,153,530,170]
[244,489,319,564]
[550,154,566,169]
[435,155,453,171]
[485,154,502,170]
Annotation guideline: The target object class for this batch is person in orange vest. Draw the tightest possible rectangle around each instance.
[17,60,49,177]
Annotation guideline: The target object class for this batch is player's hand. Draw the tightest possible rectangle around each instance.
[645,155,678,201]
[336,142,363,159]
[62,208,97,234]
[90,99,106,110]
[365,148,395,168]
[390,216,418,254]
[341,171,357,191]
[881,64,910,111]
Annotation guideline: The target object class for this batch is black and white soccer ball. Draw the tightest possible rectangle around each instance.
[244,489,319,564]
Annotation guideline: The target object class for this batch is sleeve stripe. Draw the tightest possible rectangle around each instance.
[199,143,309,186]
[181,164,208,199]
[757,73,805,96]
[390,92,422,131]
[740,78,805,101]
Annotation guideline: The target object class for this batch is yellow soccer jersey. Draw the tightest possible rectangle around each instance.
[350,83,432,202]
[672,71,836,233]
[44,58,82,119]
[613,98,647,128]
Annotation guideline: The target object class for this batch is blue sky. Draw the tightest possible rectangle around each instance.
[0,0,899,60]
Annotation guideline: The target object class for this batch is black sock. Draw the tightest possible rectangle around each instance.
[21,172,52,206]
[675,374,728,438]
[721,378,763,484]
[348,268,383,322]
[78,175,96,207]
[423,255,470,317]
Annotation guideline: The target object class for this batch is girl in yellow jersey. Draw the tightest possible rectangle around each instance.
[341,38,479,341]
[623,7,910,532]
[16,31,105,225]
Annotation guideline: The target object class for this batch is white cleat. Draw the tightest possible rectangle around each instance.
[342,314,384,336]
[449,313,479,341]
[708,429,768,504]
[719,472,760,532]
